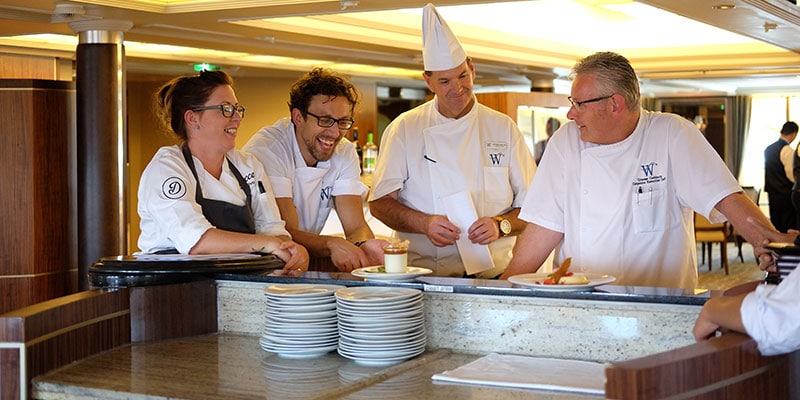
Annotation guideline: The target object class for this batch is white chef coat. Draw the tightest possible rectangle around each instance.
[369,96,535,277]
[243,117,367,234]
[741,267,800,356]
[520,110,741,290]
[137,145,289,254]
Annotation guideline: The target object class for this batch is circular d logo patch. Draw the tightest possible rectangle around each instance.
[162,177,187,199]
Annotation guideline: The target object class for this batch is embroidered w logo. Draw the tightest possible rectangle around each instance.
[489,153,504,165]
[641,162,657,177]
[320,186,333,201]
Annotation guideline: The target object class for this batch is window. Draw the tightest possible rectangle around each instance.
[739,95,800,196]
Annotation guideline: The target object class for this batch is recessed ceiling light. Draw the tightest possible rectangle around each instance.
[712,4,736,10]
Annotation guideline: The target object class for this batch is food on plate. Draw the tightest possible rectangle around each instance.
[537,271,590,285]
[546,257,572,284]
[534,258,590,285]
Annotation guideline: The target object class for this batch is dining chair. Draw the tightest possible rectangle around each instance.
[694,213,730,275]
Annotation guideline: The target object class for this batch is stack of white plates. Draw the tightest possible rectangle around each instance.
[259,283,344,358]
[335,287,426,366]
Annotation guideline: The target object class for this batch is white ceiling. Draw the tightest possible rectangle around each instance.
[0,0,799,96]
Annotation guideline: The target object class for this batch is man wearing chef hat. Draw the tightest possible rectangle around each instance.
[368,3,535,278]
[244,68,387,272]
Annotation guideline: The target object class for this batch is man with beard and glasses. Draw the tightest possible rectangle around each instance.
[500,52,775,290]
[244,68,387,272]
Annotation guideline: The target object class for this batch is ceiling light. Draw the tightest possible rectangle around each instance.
[712,4,736,10]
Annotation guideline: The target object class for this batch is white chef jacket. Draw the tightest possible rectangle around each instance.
[520,110,741,290]
[369,96,536,277]
[243,117,367,234]
[741,267,800,356]
[137,145,289,254]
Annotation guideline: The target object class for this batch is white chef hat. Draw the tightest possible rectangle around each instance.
[422,3,467,72]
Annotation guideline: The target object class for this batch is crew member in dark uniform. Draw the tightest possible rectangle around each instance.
[765,121,798,233]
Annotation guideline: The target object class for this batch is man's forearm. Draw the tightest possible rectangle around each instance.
[369,195,429,234]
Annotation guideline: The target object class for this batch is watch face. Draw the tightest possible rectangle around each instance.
[499,219,512,235]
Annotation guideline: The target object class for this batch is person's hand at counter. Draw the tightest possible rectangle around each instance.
[357,238,390,266]
[745,216,798,271]
[273,239,309,272]
[326,237,370,272]
[693,266,800,356]
[692,294,747,341]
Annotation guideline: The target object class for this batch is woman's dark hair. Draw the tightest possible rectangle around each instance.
[287,67,359,116]
[154,70,234,140]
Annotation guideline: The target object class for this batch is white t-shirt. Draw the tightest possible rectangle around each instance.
[520,110,741,289]
[243,117,367,234]
[137,145,288,254]
[369,97,535,277]
[741,267,800,356]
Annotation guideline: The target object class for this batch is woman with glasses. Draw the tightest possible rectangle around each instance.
[136,70,309,272]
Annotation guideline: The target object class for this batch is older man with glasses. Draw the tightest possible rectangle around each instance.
[244,67,387,272]
[501,51,775,290]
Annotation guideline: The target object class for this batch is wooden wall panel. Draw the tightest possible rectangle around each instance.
[0,80,76,314]
[0,289,130,400]
[605,332,794,399]
[130,280,217,343]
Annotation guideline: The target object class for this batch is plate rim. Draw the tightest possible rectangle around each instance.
[508,272,616,291]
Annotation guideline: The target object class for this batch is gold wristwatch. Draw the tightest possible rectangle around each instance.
[494,216,512,237]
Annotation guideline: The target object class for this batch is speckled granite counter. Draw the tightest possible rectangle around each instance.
[33,333,604,400]
[217,278,701,363]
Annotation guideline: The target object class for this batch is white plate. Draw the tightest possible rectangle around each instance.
[337,301,424,317]
[351,266,433,282]
[267,315,337,325]
[336,297,422,313]
[267,302,337,313]
[265,332,338,345]
[508,273,616,291]
[266,309,338,320]
[338,308,424,322]
[265,284,345,297]
[335,287,422,303]
[337,347,425,366]
[338,317,423,332]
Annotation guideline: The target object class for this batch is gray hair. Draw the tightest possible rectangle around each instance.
[572,52,640,111]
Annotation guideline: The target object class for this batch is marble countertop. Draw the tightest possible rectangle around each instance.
[214,269,716,306]
[32,333,601,400]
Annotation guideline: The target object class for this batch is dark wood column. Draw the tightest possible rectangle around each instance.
[69,20,132,290]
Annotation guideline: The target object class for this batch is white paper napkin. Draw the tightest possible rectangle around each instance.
[432,353,606,395]
[441,191,495,275]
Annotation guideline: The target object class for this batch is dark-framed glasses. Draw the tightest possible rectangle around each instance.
[305,111,355,130]
[567,94,613,110]
[192,104,246,119]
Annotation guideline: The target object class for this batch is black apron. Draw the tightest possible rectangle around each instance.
[181,144,256,234]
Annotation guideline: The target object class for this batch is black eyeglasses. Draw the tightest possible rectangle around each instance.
[567,95,613,110]
[192,104,246,119]
[305,111,355,130]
